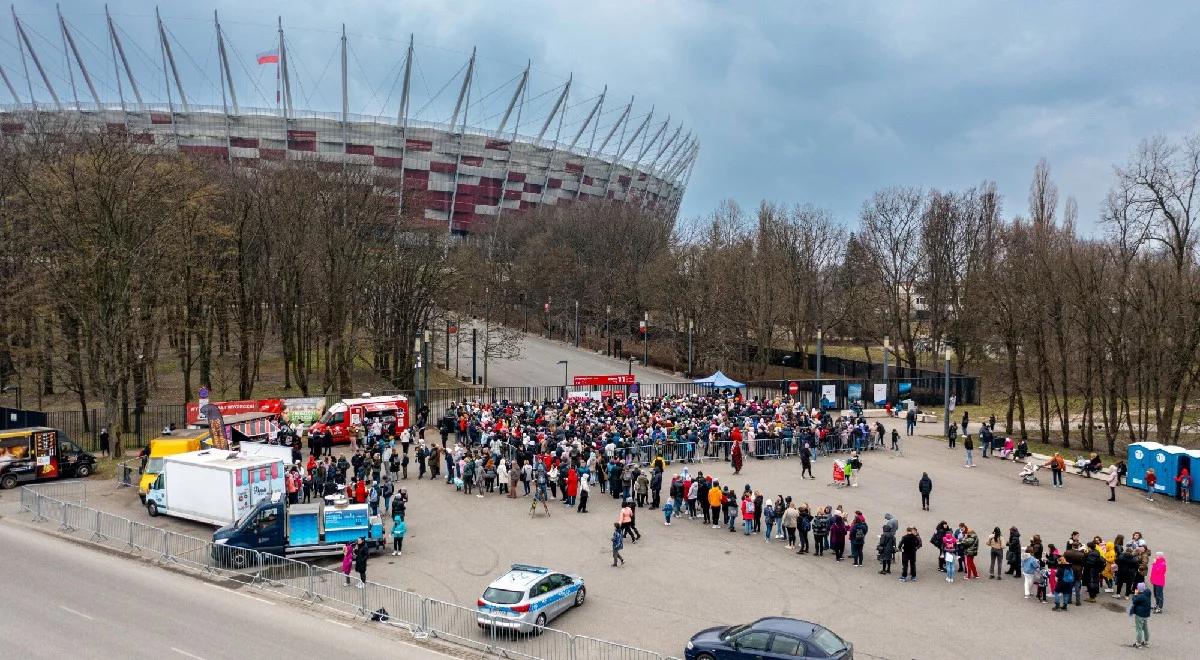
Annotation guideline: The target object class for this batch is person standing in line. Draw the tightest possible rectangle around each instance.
[963,435,975,467]
[1106,463,1120,501]
[898,527,921,582]
[850,512,868,567]
[353,537,369,588]
[782,501,799,549]
[1052,556,1073,610]
[610,522,625,567]
[905,408,916,436]
[877,513,897,574]
[918,472,933,510]
[341,542,354,586]
[963,526,980,579]
[1021,552,1040,598]
[947,423,957,449]
[1149,552,1167,613]
[986,527,1004,579]
[1005,527,1023,577]
[811,507,830,557]
[942,529,958,583]
[576,476,590,513]
[1129,582,1152,647]
[662,498,674,525]
[740,492,755,535]
[829,514,848,562]
[960,411,969,437]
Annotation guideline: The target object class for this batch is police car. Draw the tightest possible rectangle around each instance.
[476,564,586,632]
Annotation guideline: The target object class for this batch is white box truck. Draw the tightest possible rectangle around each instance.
[145,449,285,527]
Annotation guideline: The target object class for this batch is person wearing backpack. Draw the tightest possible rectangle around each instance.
[850,512,869,566]
[740,492,755,535]
[762,498,777,542]
[877,514,897,574]
[379,477,394,514]
[811,508,830,556]
[610,522,625,567]
[1053,556,1075,610]
[1047,453,1065,488]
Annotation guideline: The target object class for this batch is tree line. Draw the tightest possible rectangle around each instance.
[475,136,1200,453]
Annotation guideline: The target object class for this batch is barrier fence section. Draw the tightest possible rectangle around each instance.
[17,483,671,660]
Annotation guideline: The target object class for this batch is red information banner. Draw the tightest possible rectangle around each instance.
[573,374,636,386]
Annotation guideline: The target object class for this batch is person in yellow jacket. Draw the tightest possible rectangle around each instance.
[707,479,724,529]
[1102,541,1117,592]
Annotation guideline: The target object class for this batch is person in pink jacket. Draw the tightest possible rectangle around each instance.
[1149,552,1167,613]
[341,543,354,586]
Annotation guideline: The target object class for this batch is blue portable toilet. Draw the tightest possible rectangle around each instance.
[1186,450,1200,503]
[1126,441,1163,490]
[1157,446,1188,498]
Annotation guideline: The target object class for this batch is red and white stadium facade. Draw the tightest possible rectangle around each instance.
[0,10,697,234]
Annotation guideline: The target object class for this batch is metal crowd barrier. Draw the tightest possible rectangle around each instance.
[18,484,678,660]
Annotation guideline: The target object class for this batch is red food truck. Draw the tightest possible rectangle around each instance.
[309,394,410,445]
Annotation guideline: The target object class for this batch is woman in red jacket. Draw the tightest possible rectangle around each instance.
[566,466,579,507]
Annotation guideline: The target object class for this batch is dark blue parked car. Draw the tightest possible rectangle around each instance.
[685,617,852,660]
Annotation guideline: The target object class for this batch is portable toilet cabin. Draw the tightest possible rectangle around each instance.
[1186,450,1200,502]
[1154,446,1189,498]
[1125,441,1163,490]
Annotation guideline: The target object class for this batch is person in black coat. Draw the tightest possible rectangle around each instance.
[898,527,922,581]
[918,472,933,510]
[353,537,369,587]
[1005,527,1022,577]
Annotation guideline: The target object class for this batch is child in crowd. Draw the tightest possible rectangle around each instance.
[662,499,675,525]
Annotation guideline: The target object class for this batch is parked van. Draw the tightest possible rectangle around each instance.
[138,429,211,501]
[0,427,96,490]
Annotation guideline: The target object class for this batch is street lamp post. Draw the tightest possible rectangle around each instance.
[445,320,451,369]
[642,312,649,367]
[943,347,952,439]
[605,305,611,357]
[687,319,694,377]
[815,329,823,381]
[574,300,580,348]
[413,337,423,416]
[471,328,478,385]
[882,335,890,399]
[557,360,568,398]
[627,356,636,398]
[423,330,432,407]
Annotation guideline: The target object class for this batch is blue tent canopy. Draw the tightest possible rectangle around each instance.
[693,370,745,389]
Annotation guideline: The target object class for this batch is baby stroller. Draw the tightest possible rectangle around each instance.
[1019,462,1041,486]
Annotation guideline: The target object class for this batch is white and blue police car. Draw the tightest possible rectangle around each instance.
[476,564,586,632]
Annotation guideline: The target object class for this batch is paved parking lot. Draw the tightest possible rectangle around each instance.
[13,417,1197,660]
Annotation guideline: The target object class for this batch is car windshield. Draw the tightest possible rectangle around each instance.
[146,457,165,473]
[809,629,847,654]
[720,624,749,641]
[482,588,523,605]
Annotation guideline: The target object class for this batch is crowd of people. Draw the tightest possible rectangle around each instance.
[257,389,1174,647]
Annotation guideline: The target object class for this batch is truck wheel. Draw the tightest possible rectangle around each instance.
[0,474,17,490]
[147,501,160,517]
[74,464,92,478]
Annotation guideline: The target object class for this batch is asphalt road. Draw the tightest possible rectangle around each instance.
[440,325,681,387]
[0,522,461,660]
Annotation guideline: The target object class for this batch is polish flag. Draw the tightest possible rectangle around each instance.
[256,49,280,65]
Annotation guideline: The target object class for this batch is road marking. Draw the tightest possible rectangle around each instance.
[203,582,275,605]
[170,648,206,660]
[324,618,353,628]
[58,605,95,620]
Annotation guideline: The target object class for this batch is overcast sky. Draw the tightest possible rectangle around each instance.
[9,1,1200,230]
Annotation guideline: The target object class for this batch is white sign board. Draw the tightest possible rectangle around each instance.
[873,384,887,406]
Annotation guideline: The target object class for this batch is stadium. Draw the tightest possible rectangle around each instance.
[0,8,696,233]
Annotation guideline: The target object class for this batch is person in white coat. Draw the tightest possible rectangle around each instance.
[497,459,509,495]
[1106,464,1120,502]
